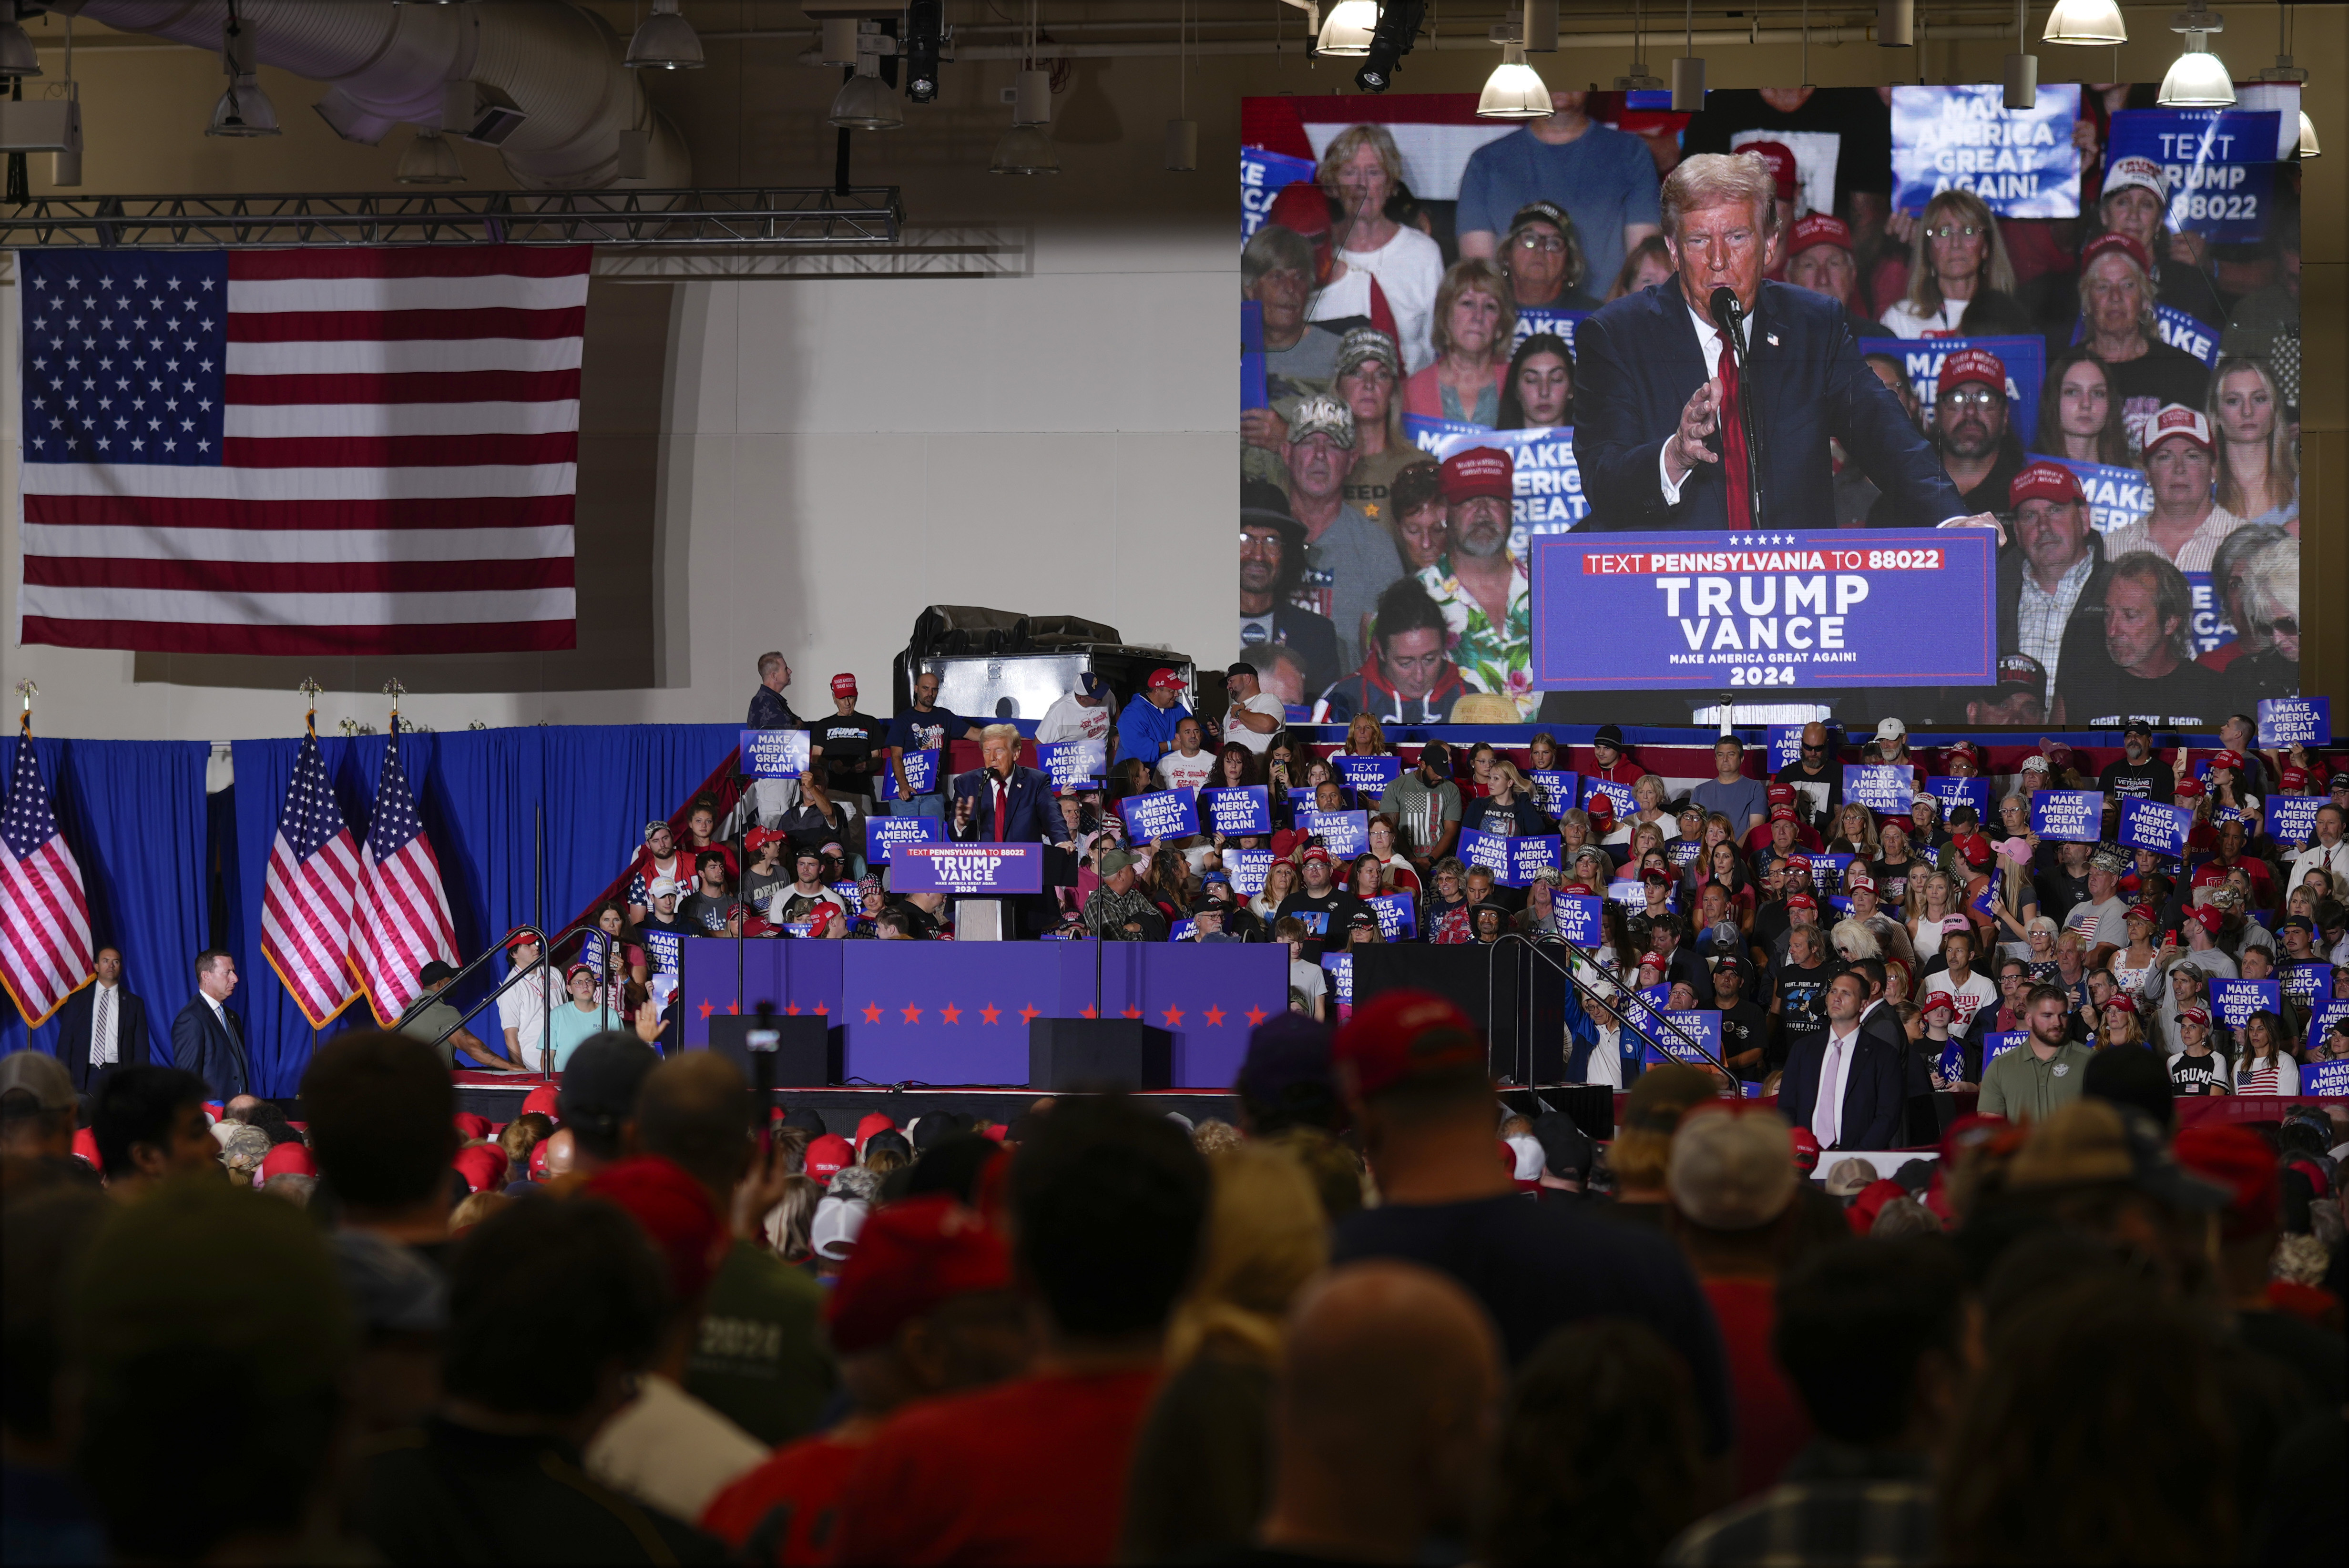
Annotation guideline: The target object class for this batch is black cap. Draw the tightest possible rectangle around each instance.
[557,1032,661,1138]
[780,1105,828,1136]
[2081,1045,2175,1132]
[1532,1111,1593,1181]
[1595,724,1626,747]
[418,960,457,988]
[1226,661,1259,680]
[1241,478,1303,543]
[2123,719,2153,737]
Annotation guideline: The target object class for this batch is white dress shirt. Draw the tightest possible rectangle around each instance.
[89,981,122,1067]
[1815,1022,1862,1147]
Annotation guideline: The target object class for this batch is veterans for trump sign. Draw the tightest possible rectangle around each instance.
[1530,532,1995,692]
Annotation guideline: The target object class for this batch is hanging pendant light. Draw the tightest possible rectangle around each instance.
[1670,0,1704,112]
[1479,44,1551,120]
[2043,0,2127,43]
[1317,0,1379,56]
[829,24,902,131]
[625,0,705,71]
[2158,5,2233,108]
[2259,5,2317,157]
[396,127,466,182]
[1618,0,1663,89]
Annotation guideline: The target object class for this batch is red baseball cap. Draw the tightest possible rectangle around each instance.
[1957,836,1993,868]
[453,1144,508,1194]
[1787,1126,1822,1172]
[1265,179,1333,240]
[1787,892,1818,910]
[1849,873,1877,893]
[1770,804,1797,822]
[521,1083,562,1121]
[854,1112,898,1151]
[502,928,541,953]
[2081,231,2153,275]
[2178,1005,2212,1027]
[2010,460,2084,509]
[1741,140,1799,199]
[2147,404,2213,454]
[1786,854,1814,873]
[804,1132,855,1183]
[2281,766,2310,792]
[1333,989,1487,1100]
[261,1142,317,1180]
[1147,667,1186,692]
[1937,347,2006,400]
[2210,748,2247,772]
[2175,776,2207,798]
[827,1194,1013,1354]
[745,825,786,851]
[1767,783,1797,804]
[72,1127,101,1167]
[453,1112,494,1142]
[1439,447,1513,504]
[831,673,858,699]
[2104,994,2139,1016]
[1785,211,1850,254]
[1584,792,1616,824]
[582,1156,728,1304]
[1921,990,1956,1016]
[1642,867,1672,886]
[2188,905,2223,933]
[2174,1125,2281,1242]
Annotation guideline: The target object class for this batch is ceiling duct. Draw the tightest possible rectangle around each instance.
[45,0,689,189]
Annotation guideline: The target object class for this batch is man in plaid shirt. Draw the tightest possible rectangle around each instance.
[1999,462,2109,711]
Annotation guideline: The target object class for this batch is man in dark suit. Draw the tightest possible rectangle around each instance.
[1574,151,1997,536]
[1777,970,1908,1151]
[170,949,250,1101]
[949,723,1079,936]
[54,945,151,1098]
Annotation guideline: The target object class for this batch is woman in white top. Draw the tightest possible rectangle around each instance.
[2234,1011,2300,1095]
[1629,774,1679,843]
[2110,907,2165,1000]
[1906,869,1967,966]
[1878,189,2015,338]
[2208,356,2299,531]
[1313,124,1445,372]
[1251,858,1301,928]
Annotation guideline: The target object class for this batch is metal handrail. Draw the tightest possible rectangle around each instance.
[1491,931,1737,1080]
[399,916,612,1080]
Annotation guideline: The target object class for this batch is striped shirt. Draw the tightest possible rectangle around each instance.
[2014,550,2097,703]
[2104,502,2247,575]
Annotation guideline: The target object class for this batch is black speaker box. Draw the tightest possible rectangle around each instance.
[706,1015,842,1086]
[1027,1018,1172,1091]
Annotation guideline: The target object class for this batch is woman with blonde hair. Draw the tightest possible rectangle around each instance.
[1251,857,1301,926]
[1830,918,1883,965]
[1402,258,1516,426]
[1315,123,1444,371]
[1120,1144,1330,1562]
[1342,711,1390,756]
[1882,189,2015,338]
[2207,355,2298,530]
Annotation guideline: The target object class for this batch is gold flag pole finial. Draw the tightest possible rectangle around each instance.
[298,677,323,737]
[13,679,34,737]
[382,677,406,729]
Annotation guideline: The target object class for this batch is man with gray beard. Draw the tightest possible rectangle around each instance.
[1418,447,1536,715]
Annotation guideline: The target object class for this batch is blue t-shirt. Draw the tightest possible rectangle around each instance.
[1111,694,1191,768]
[1456,122,1663,302]
[885,706,968,781]
[1692,775,1770,832]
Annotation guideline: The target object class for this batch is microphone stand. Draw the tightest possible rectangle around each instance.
[1712,289,1768,532]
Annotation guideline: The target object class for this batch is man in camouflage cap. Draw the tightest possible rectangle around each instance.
[1284,393,1405,674]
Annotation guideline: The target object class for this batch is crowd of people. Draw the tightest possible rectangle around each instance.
[1241,86,2302,728]
[3,980,2340,1565]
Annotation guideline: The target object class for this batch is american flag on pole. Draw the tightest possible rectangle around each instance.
[261,729,362,1028]
[14,245,588,655]
[0,733,93,1026]
[351,719,457,1025]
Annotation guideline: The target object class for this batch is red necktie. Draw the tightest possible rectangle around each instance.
[993,778,1009,843]
[1716,330,1754,529]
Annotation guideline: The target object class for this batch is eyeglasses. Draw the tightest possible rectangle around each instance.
[1927,224,1984,241]
[1512,232,1567,253]
[1800,743,1825,753]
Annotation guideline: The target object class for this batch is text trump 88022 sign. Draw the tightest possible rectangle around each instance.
[1530,530,1995,692]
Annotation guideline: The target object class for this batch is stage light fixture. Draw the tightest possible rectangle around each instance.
[829,24,903,129]
[626,0,706,71]
[1355,0,1427,93]
[2042,0,2127,44]
[903,0,943,103]
[2258,8,2316,157]
[1670,0,1703,112]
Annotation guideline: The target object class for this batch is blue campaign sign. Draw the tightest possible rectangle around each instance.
[1332,754,1401,797]
[2308,1000,2349,1058]
[2105,109,2284,243]
[1227,848,1274,896]
[2259,697,2330,748]
[1528,769,1580,818]
[2118,796,2194,857]
[1120,787,1202,843]
[1200,786,1273,837]
[1891,82,2082,217]
[1668,838,1703,868]
[1605,879,1652,909]
[1039,738,1106,791]
[1321,951,1353,1010]
[1646,1008,1723,1069]
[889,843,1043,895]
[1529,531,1996,692]
[1304,809,1369,859]
[1459,828,1560,887]
[1811,851,1857,887]
[1863,336,2047,448]
[1984,1031,2028,1066]
[2281,963,2328,1009]
[2304,1059,2349,1098]
[1366,894,1418,941]
[1511,306,1588,354]
[1167,917,1197,943]
[1402,415,1590,549]
[2041,456,2153,536]
[1583,776,1638,817]
[873,749,940,801]
[1241,146,1320,241]
[1927,776,1991,822]
[865,815,941,865]
[1286,787,1321,815]
[1459,827,1512,885]
[640,927,683,977]
[2212,978,2281,1030]
[2270,796,2326,849]
[739,729,811,778]
[1844,764,1916,815]
[1509,835,1564,885]
[2031,790,2105,842]
[1769,727,1804,771]
[1555,894,1604,946]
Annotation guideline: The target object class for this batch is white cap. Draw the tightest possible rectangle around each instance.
[1667,1106,1798,1229]
[1875,718,1906,742]
[1506,1134,1547,1182]
[649,876,680,899]
[2103,154,2167,203]
[812,1195,869,1260]
[2021,753,2052,773]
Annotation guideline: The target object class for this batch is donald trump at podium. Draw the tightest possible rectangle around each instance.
[1573,152,2002,538]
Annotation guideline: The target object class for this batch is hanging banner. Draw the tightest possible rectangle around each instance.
[1890,82,2082,216]
[1402,415,1591,550]
[1529,530,1997,692]
[1861,335,2047,448]
[2104,109,2284,243]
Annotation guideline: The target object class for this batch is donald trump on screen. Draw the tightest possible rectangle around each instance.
[1573,152,2002,538]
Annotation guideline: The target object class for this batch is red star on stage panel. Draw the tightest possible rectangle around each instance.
[1018,1005,1039,1024]
[1161,1006,1185,1027]
[940,1004,962,1024]
[901,1003,923,1023]
[1204,1006,1225,1027]
[979,1004,1001,1025]
[1244,1007,1268,1027]
[861,1003,883,1024]
[697,1000,715,1020]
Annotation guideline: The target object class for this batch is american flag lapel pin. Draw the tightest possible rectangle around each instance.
[1766,332,1779,347]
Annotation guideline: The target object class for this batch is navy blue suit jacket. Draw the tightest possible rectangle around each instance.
[948,765,1069,848]
[170,995,250,1100]
[1573,277,1966,531]
[1777,1022,1909,1150]
[55,985,151,1093]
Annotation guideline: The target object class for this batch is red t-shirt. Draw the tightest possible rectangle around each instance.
[826,1368,1162,1566]
[702,1435,866,1566]
[1702,1278,1815,1501]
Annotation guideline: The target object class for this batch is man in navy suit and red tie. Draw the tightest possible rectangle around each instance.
[949,723,1078,935]
[1574,151,2003,537]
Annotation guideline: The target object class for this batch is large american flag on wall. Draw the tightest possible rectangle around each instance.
[15,245,588,655]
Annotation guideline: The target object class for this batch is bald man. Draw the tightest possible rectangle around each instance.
[1771,720,1844,831]
[1255,1262,1504,1562]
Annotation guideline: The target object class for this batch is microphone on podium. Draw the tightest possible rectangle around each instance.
[1708,285,1742,335]
[1706,286,1765,530]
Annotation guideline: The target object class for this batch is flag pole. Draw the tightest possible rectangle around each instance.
[14,678,32,738]
[305,672,323,1065]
